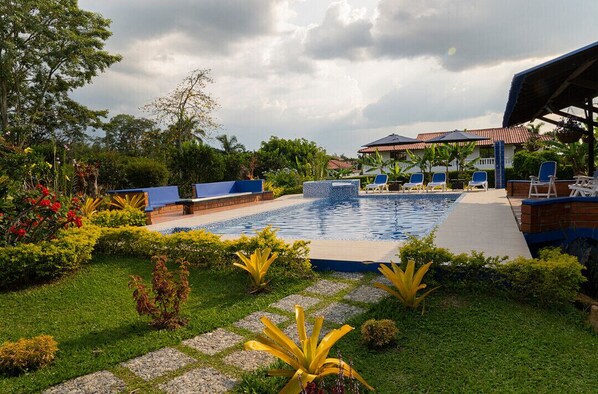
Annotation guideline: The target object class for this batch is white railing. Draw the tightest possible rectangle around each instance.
[363,157,514,174]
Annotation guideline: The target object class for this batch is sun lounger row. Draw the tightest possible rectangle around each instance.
[365,172,488,193]
[568,170,598,197]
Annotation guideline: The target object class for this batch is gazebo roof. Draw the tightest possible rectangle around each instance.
[503,41,598,127]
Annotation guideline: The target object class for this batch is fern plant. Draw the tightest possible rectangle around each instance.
[245,305,374,393]
[374,260,439,308]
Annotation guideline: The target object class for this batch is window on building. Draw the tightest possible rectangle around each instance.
[479,147,493,158]
[390,151,407,161]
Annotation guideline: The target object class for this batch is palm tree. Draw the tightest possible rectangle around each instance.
[217,134,245,153]
[405,145,436,181]
[524,122,544,152]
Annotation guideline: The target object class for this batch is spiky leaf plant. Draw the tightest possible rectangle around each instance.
[245,305,374,393]
[374,260,439,308]
[109,194,145,210]
[79,197,103,217]
[234,248,278,292]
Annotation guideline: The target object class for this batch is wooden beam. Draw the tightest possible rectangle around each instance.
[552,109,598,129]
[537,116,560,127]
[531,59,597,120]
[569,77,598,93]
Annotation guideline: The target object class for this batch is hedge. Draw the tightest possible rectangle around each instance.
[89,208,147,227]
[0,226,100,290]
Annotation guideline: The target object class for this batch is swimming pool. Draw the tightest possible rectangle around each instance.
[166,194,461,241]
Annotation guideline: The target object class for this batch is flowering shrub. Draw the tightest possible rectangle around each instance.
[0,184,83,247]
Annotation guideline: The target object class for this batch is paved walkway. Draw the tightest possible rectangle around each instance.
[44,274,387,393]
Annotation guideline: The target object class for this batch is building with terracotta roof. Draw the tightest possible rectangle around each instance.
[359,126,551,173]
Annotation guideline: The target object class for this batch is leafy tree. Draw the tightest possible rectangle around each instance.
[523,122,544,152]
[0,0,121,148]
[216,134,245,154]
[143,69,219,151]
[360,149,390,175]
[169,141,224,195]
[406,145,436,181]
[256,137,328,177]
[102,114,158,155]
[434,144,454,180]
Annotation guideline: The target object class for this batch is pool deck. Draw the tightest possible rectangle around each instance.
[147,189,531,265]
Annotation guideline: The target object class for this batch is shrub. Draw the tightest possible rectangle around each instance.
[511,150,573,179]
[0,226,100,289]
[89,208,146,227]
[0,335,58,375]
[497,247,586,306]
[129,255,191,330]
[234,248,278,292]
[361,319,399,349]
[245,305,374,392]
[92,151,129,190]
[399,231,453,269]
[0,184,84,246]
[124,157,169,188]
[94,226,312,279]
[230,227,313,279]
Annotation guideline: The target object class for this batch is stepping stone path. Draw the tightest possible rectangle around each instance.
[344,285,388,303]
[223,350,276,371]
[371,275,393,287]
[270,294,321,313]
[121,347,195,381]
[314,302,366,325]
[304,279,350,296]
[159,367,237,394]
[182,328,244,355]
[43,371,125,394]
[234,311,288,333]
[43,274,391,393]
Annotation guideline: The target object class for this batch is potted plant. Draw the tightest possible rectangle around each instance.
[554,117,585,143]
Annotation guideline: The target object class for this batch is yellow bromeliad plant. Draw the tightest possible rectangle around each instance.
[234,248,278,291]
[109,194,145,210]
[79,197,103,217]
[245,305,374,393]
[374,260,439,308]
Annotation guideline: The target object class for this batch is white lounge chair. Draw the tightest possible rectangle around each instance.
[365,174,389,193]
[467,171,488,191]
[529,161,557,198]
[427,172,447,192]
[402,173,424,192]
[569,171,598,196]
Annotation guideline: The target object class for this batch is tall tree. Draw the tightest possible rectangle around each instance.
[0,0,121,147]
[102,114,158,155]
[142,69,220,151]
[216,134,245,153]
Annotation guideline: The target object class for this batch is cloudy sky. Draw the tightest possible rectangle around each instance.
[75,0,598,156]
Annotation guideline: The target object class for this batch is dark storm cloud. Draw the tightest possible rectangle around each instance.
[82,0,277,54]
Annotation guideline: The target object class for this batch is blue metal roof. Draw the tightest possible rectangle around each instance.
[503,41,598,127]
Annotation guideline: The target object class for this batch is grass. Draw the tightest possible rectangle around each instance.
[0,255,315,393]
[237,290,598,393]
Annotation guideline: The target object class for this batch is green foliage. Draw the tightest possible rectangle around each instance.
[256,136,328,178]
[544,139,592,175]
[124,157,169,188]
[94,226,313,279]
[129,255,191,330]
[0,226,100,289]
[405,145,436,181]
[101,114,158,156]
[231,227,313,279]
[91,151,129,190]
[0,0,121,147]
[168,141,225,196]
[511,150,561,179]
[399,231,454,268]
[264,168,303,188]
[0,335,58,375]
[89,208,146,227]
[399,234,584,306]
[361,319,399,349]
[497,248,586,306]
[264,180,285,198]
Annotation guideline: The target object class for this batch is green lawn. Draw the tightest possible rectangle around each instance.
[237,291,598,393]
[0,255,314,393]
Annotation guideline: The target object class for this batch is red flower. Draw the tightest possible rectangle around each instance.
[39,199,51,207]
[67,210,77,222]
[37,184,50,196]
[75,217,83,228]
[71,197,80,204]
[50,202,61,213]
[16,228,26,237]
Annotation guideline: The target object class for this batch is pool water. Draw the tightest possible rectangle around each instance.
[168,194,461,241]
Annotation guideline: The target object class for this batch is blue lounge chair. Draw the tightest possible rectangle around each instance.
[402,173,424,192]
[365,174,389,193]
[467,171,488,191]
[528,161,557,198]
[427,172,447,192]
